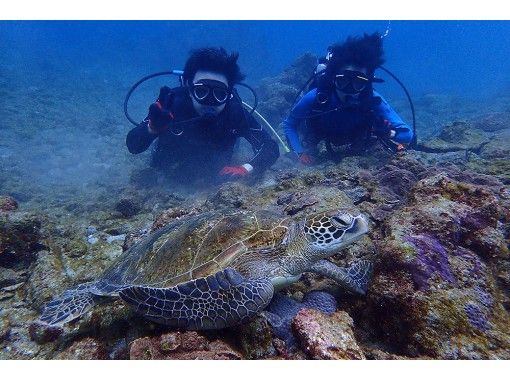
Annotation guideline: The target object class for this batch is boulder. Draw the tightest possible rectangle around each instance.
[292,309,365,360]
[54,337,107,359]
[0,196,18,212]
[0,211,43,269]
[129,331,242,360]
[418,121,489,153]
[357,173,510,358]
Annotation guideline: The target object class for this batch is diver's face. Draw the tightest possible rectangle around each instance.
[334,65,369,98]
[189,71,230,117]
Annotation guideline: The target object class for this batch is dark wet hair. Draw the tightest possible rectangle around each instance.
[183,47,245,88]
[327,33,385,78]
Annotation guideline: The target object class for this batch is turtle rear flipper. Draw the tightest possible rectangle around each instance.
[310,259,374,295]
[119,268,274,330]
[39,282,97,325]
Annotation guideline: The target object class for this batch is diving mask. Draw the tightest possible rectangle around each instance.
[335,70,370,94]
[190,79,231,106]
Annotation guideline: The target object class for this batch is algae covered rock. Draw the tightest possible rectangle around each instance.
[206,181,251,209]
[54,337,107,360]
[0,211,43,272]
[479,129,510,160]
[0,316,10,342]
[359,172,510,358]
[129,331,242,360]
[464,126,510,182]
[457,124,510,183]
[115,197,142,218]
[28,320,63,344]
[0,196,18,212]
[0,268,25,288]
[292,308,365,360]
[419,121,490,153]
[274,185,356,218]
[236,315,277,359]
[470,112,510,132]
[264,291,338,350]
[25,250,68,311]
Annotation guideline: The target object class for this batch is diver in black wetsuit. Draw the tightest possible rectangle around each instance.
[126,47,279,185]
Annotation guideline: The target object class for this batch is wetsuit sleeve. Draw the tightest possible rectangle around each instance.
[126,119,157,154]
[282,89,317,155]
[372,91,413,144]
[239,111,280,172]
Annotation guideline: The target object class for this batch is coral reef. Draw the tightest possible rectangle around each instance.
[3,145,509,360]
[355,173,510,359]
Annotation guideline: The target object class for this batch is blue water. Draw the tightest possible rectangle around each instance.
[1,20,510,98]
[1,20,509,204]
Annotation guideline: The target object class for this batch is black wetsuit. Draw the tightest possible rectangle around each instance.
[126,87,279,183]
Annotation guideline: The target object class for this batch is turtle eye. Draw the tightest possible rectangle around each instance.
[332,214,352,228]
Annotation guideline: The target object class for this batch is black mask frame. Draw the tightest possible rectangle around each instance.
[189,79,232,106]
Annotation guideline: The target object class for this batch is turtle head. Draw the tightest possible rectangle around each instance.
[303,210,368,253]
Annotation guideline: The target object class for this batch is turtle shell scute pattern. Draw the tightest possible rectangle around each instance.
[119,268,274,329]
[105,211,289,288]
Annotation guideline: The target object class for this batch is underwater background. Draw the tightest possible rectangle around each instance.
[1,21,510,204]
[3,21,510,95]
[1,20,510,359]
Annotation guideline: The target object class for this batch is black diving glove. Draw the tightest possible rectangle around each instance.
[147,86,174,133]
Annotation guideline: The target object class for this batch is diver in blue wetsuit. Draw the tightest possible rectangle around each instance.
[283,33,413,165]
[126,47,279,184]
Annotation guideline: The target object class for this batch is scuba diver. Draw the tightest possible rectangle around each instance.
[126,47,280,185]
[283,33,414,165]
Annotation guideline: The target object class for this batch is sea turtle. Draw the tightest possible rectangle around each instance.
[39,209,372,329]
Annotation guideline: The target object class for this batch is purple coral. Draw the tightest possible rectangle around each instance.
[464,303,489,331]
[405,234,456,290]
[453,246,485,279]
[474,286,494,308]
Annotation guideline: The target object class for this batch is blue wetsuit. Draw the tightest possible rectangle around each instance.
[283,88,413,155]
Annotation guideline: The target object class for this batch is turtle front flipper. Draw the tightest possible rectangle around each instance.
[310,259,373,295]
[119,268,274,330]
[39,282,98,325]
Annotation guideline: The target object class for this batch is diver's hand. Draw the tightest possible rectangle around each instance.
[373,119,396,139]
[147,86,174,134]
[298,153,314,165]
[147,102,174,134]
[219,164,253,179]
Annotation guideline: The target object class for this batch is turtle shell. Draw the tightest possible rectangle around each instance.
[100,210,290,288]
